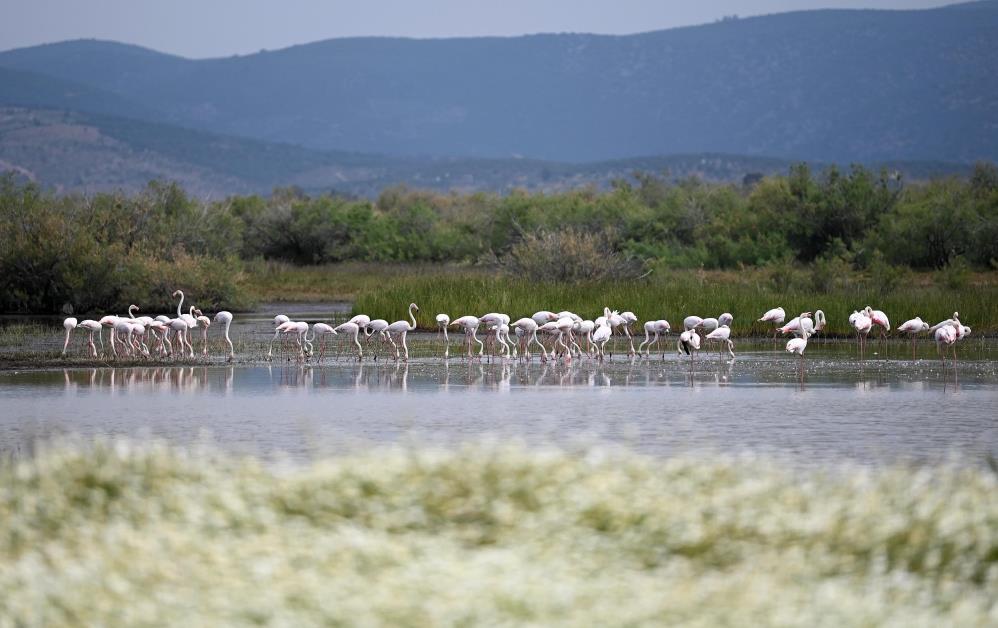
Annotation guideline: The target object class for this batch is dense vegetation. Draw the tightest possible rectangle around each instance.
[1,440,995,625]
[1,162,996,315]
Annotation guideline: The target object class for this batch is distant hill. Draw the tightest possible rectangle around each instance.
[1,2,996,164]
[0,107,972,197]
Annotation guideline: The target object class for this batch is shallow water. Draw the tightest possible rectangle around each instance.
[2,344,996,465]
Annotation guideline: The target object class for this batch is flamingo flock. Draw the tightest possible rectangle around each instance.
[59,295,973,374]
[61,290,234,361]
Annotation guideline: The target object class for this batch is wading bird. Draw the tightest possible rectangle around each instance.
[387,303,419,361]
[705,324,735,359]
[897,317,930,360]
[759,307,786,340]
[436,313,451,359]
[213,311,234,361]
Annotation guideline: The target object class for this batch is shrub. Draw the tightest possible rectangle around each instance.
[502,229,642,283]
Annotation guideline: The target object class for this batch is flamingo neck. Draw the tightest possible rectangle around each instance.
[408,305,417,330]
[176,292,184,317]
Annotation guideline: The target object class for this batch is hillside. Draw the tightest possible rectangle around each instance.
[1,2,996,164]
[1,107,973,196]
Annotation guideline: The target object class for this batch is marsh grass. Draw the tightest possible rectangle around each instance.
[0,439,995,626]
[0,323,49,347]
[352,269,998,336]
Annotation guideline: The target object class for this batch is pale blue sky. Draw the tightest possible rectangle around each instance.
[1,0,952,58]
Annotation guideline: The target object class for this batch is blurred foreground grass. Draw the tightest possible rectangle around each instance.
[1,440,996,626]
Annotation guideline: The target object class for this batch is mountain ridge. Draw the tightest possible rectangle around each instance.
[2,2,996,164]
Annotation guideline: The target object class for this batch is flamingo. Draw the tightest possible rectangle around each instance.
[77,319,102,358]
[194,310,212,357]
[778,312,812,336]
[147,319,171,357]
[168,317,193,359]
[705,324,735,359]
[512,317,546,361]
[387,303,419,361]
[480,313,510,358]
[605,308,632,358]
[577,319,596,357]
[849,310,873,359]
[129,320,150,357]
[451,315,484,359]
[638,320,671,359]
[929,312,961,333]
[213,311,234,361]
[308,323,335,361]
[592,319,612,360]
[348,314,371,329]
[292,321,310,361]
[699,317,719,335]
[555,316,577,362]
[786,328,812,381]
[619,311,638,354]
[934,324,958,367]
[531,311,559,326]
[897,317,930,360]
[61,317,77,356]
[99,315,119,357]
[865,306,891,354]
[436,314,451,358]
[172,291,198,328]
[267,315,291,360]
[759,307,786,340]
[683,315,704,331]
[333,322,363,361]
[677,328,701,367]
[113,317,136,358]
[270,320,297,361]
[364,319,396,359]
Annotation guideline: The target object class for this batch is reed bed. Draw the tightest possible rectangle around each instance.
[0,439,995,626]
[353,272,998,337]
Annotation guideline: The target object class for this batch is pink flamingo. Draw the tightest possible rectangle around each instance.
[758,307,786,340]
[849,310,873,359]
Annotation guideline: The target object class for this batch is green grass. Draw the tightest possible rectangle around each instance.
[347,268,998,337]
[0,439,995,626]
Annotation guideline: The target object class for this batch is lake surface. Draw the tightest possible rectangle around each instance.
[2,345,996,465]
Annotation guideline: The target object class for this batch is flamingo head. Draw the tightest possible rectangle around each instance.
[172,290,182,298]
[410,303,419,312]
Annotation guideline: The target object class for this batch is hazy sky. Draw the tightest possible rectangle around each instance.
[2,0,952,58]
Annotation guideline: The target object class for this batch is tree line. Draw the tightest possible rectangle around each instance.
[1,162,995,313]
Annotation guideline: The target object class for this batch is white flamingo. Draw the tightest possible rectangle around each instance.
[333,321,363,361]
[897,317,930,360]
[387,303,419,362]
[638,320,671,358]
[213,311,234,361]
[786,328,812,381]
[436,313,451,358]
[60,317,77,356]
[705,324,735,359]
[451,315,484,359]
[677,328,701,367]
[308,322,335,361]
